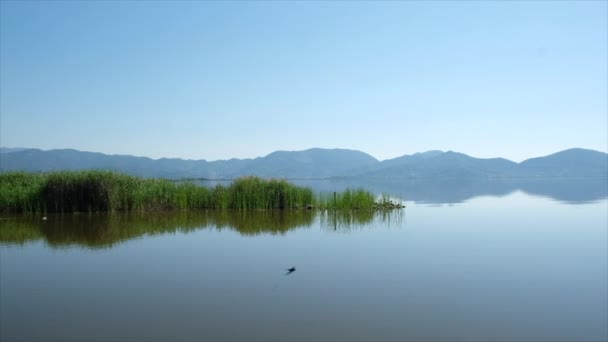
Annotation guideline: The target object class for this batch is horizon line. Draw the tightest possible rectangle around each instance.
[1,146,606,164]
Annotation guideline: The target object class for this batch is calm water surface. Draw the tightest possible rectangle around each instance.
[1,180,607,341]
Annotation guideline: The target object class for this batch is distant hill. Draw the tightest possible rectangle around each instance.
[0,147,29,154]
[243,148,378,178]
[0,147,606,179]
[363,151,521,179]
[0,147,378,179]
[0,148,212,179]
[519,148,608,178]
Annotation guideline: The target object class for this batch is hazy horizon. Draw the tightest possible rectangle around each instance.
[1,1,606,162]
[1,144,606,163]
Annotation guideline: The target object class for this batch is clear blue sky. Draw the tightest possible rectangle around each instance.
[1,1,606,162]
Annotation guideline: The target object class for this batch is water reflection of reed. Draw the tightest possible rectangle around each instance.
[0,210,404,249]
[319,210,404,232]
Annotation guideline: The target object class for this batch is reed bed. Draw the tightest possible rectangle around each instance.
[0,171,402,214]
[316,189,376,210]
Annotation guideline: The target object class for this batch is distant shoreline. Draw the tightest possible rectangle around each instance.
[2,147,606,180]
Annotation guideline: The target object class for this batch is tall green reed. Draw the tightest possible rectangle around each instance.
[0,171,401,214]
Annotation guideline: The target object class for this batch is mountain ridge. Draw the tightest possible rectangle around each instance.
[1,147,606,179]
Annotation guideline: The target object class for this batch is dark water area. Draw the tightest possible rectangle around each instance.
[1,179,607,341]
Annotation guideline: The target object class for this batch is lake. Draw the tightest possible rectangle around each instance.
[1,179,607,341]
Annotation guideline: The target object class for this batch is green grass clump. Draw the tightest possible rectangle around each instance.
[0,172,47,214]
[0,171,402,214]
[228,177,314,210]
[317,189,376,210]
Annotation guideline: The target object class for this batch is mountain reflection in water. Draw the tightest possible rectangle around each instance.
[289,178,608,204]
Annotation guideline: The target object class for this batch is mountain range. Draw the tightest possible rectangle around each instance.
[1,147,606,179]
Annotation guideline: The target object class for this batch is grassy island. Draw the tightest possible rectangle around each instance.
[0,171,404,214]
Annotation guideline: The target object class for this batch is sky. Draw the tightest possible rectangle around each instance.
[0,1,606,162]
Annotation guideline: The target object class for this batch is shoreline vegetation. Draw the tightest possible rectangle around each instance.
[0,171,404,214]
